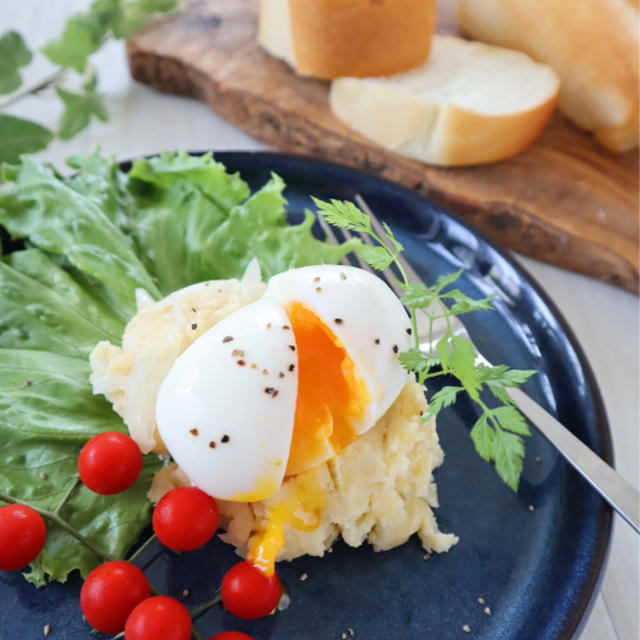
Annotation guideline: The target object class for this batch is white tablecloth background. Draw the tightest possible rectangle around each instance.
[2,3,638,638]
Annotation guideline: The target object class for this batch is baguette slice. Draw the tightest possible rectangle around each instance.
[457,0,639,152]
[330,35,560,166]
[259,0,437,79]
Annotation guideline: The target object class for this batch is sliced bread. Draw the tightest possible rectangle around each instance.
[457,0,639,152]
[330,35,560,166]
[258,0,437,79]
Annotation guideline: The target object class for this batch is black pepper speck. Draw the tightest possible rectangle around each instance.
[209,441,216,449]
[289,345,296,351]
[222,336,234,343]
[288,364,295,372]
[191,323,198,330]
[374,338,380,345]
[221,435,230,443]
[392,344,399,354]
[237,359,246,366]
[334,318,343,325]
[190,428,199,436]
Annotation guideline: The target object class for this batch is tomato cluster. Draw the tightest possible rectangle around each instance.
[1,431,282,639]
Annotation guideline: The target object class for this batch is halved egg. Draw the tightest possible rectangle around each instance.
[156,298,299,501]
[155,265,412,502]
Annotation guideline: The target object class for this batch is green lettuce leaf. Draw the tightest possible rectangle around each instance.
[0,156,160,320]
[0,349,161,585]
[126,154,359,292]
[0,149,359,587]
[0,249,124,355]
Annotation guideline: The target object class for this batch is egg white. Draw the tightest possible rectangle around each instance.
[155,298,299,501]
[265,265,412,437]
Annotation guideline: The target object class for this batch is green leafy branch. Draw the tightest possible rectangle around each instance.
[315,198,536,491]
[0,0,177,163]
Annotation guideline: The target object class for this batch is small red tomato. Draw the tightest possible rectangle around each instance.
[80,561,150,634]
[124,596,191,640]
[0,504,46,571]
[152,487,219,551]
[78,432,142,495]
[221,561,282,620]
[209,633,254,640]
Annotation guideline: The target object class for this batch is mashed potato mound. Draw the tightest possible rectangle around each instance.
[89,261,265,453]
[91,263,457,562]
[217,379,458,558]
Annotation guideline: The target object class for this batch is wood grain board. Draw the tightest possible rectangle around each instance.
[127,0,639,293]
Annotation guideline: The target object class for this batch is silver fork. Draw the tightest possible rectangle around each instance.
[317,195,639,533]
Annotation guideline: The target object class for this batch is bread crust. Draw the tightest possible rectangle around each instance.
[330,77,558,166]
[457,0,639,152]
[268,0,437,79]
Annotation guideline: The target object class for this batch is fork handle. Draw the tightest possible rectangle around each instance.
[508,387,639,533]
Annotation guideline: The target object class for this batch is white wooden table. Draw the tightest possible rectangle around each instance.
[3,3,639,638]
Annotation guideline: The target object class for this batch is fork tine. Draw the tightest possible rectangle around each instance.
[316,214,351,267]
[355,194,422,285]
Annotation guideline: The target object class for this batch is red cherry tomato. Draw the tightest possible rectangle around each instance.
[80,561,150,634]
[209,633,254,640]
[78,432,142,495]
[0,504,46,571]
[124,596,192,640]
[221,561,282,620]
[152,487,219,551]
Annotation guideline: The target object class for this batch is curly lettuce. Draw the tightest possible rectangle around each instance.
[0,149,358,585]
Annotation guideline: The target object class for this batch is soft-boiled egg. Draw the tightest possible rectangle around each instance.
[155,265,412,503]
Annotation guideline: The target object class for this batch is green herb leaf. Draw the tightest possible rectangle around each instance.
[470,414,495,462]
[424,385,463,420]
[0,115,53,164]
[398,347,440,377]
[493,430,525,492]
[358,244,394,271]
[321,200,537,492]
[42,12,108,73]
[446,290,496,315]
[0,31,32,95]
[313,197,371,233]
[56,84,108,140]
[401,282,436,309]
[492,405,531,436]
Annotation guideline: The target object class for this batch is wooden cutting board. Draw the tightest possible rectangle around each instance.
[127,0,639,293]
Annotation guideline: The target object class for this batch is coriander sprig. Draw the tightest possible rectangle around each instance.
[314,198,536,492]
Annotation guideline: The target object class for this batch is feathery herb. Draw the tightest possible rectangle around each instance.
[315,198,536,491]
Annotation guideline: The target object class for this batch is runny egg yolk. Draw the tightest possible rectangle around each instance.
[247,302,369,576]
[285,302,369,476]
[246,470,328,576]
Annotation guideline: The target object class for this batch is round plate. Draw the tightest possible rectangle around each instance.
[0,152,612,640]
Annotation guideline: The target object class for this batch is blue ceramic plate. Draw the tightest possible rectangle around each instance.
[0,152,612,640]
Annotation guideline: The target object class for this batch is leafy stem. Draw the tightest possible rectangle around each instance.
[0,491,117,562]
[0,68,69,110]
[127,533,157,563]
[315,197,537,491]
[189,593,222,619]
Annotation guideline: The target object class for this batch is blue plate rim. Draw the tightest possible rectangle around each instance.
[113,148,612,638]
[207,149,614,639]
